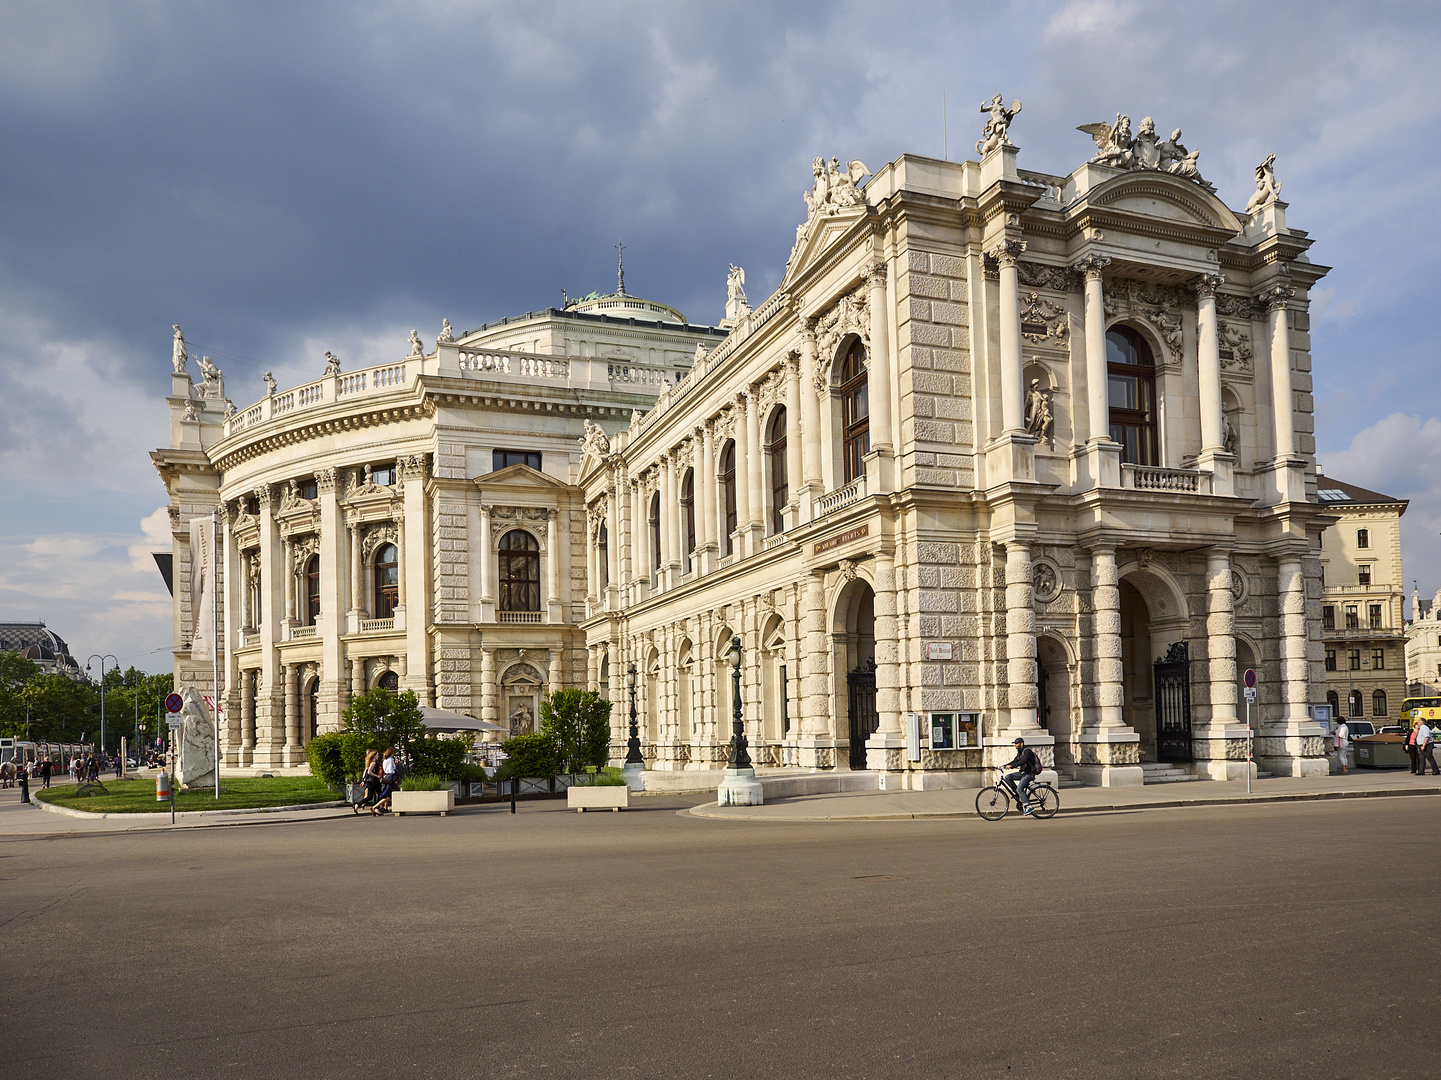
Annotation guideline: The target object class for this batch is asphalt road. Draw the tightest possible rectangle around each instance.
[2,793,1438,1080]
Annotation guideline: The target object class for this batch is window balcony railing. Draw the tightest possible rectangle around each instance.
[816,475,867,517]
[763,532,789,550]
[1122,464,1203,493]
[289,625,317,640]
[359,617,394,633]
[497,611,543,624]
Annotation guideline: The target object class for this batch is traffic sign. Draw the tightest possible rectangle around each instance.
[165,693,183,713]
[1243,668,1256,689]
[166,714,184,729]
[1244,687,1257,704]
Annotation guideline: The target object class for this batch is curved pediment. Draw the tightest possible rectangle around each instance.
[1083,172,1243,234]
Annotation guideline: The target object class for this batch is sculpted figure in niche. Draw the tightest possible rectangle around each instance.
[1222,411,1239,456]
[171,324,188,375]
[263,371,278,395]
[1024,378,1053,445]
[408,330,424,358]
[1033,562,1058,601]
[438,318,454,343]
[976,94,1022,155]
[509,701,534,737]
[1245,153,1282,213]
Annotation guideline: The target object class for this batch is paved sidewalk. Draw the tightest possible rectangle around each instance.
[687,770,1441,820]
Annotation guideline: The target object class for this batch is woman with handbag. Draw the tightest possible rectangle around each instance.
[355,750,384,814]
[375,747,399,814]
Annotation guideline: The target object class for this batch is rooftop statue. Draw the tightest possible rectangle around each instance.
[262,371,277,396]
[1079,113,1210,188]
[323,351,341,376]
[1245,153,1282,213]
[182,398,201,422]
[725,263,750,323]
[579,418,610,459]
[803,156,870,216]
[224,400,236,418]
[408,330,424,358]
[438,318,454,344]
[976,94,1022,156]
[198,355,223,397]
[171,324,188,375]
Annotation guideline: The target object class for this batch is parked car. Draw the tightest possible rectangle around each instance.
[1379,725,1407,736]
[1343,720,1376,739]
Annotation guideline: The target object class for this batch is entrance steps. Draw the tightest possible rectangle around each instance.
[1140,762,1202,784]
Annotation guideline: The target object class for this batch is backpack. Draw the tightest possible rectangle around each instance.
[1027,751,1042,776]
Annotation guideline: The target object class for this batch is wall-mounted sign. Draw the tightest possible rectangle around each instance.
[926,712,980,750]
[927,642,953,661]
[814,524,868,555]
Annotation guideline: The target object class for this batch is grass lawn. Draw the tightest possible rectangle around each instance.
[35,776,340,814]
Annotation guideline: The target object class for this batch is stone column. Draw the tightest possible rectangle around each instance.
[798,320,824,506]
[1195,275,1225,454]
[866,551,903,770]
[864,261,894,489]
[256,485,283,767]
[990,239,1026,434]
[658,455,673,579]
[605,485,620,603]
[1255,555,1326,777]
[395,517,407,609]
[629,478,643,594]
[1075,545,1142,786]
[399,455,429,703]
[1003,541,1038,731]
[282,663,299,766]
[548,647,563,696]
[282,538,295,624]
[1262,284,1297,460]
[1198,549,1245,780]
[699,423,717,572]
[585,513,598,605]
[316,467,343,734]
[479,646,497,735]
[478,504,493,619]
[732,394,750,554]
[348,522,363,623]
[545,509,560,617]
[239,551,252,630]
[240,669,256,765]
[798,570,832,767]
[350,657,365,700]
[744,388,763,544]
[783,352,803,529]
[1076,255,1112,444]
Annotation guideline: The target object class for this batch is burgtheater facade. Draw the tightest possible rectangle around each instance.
[156,106,1334,784]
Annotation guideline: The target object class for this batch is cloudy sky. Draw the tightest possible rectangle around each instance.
[1,0,1438,671]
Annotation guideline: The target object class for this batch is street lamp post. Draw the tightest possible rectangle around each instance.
[86,654,119,757]
[716,635,763,806]
[620,663,646,790]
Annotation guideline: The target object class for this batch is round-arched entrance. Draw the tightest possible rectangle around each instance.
[832,578,876,770]
[1037,634,1074,771]
[1118,564,1191,762]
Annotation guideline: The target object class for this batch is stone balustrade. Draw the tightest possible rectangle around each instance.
[289,625,317,640]
[359,617,394,633]
[816,475,868,516]
[457,349,570,381]
[1123,464,1205,493]
[497,611,543,624]
[224,362,414,439]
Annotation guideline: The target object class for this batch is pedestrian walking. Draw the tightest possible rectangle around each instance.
[1406,724,1420,774]
[39,758,52,789]
[376,747,399,814]
[18,762,30,804]
[1418,721,1439,776]
[1333,719,1350,775]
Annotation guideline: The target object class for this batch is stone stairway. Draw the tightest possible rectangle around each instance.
[1140,762,1202,784]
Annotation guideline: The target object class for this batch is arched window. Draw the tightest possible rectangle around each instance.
[597,524,609,589]
[1373,689,1388,718]
[1106,326,1158,466]
[1326,690,1340,718]
[498,530,540,612]
[378,670,399,692]
[649,492,661,571]
[719,440,737,556]
[1348,689,1364,718]
[304,556,321,626]
[373,543,398,619]
[767,407,787,534]
[679,469,695,574]
[839,339,869,483]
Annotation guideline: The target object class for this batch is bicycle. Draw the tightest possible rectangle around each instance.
[975,772,1058,821]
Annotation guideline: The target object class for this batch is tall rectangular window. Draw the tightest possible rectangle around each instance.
[1369,603,1383,629]
[1348,649,1361,671]
[1373,648,1385,670]
[1358,565,1371,587]
[1325,649,1336,672]
[1322,606,1335,630]
[1345,606,1359,630]
[1356,528,1369,549]
[493,449,541,471]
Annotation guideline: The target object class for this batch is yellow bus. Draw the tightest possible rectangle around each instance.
[1398,697,1441,727]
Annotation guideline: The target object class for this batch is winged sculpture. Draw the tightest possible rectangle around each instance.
[1078,114,1135,168]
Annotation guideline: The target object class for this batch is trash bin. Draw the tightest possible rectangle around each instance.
[1353,734,1410,769]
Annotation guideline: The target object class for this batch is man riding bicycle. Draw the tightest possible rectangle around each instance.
[1003,737,1042,815]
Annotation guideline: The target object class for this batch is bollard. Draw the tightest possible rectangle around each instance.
[510,777,517,814]
[156,769,172,802]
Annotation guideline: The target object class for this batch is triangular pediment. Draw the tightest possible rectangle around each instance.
[473,463,571,490]
[1085,172,1243,233]
[781,207,868,289]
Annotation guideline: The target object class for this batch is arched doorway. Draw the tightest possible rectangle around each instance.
[833,578,876,769]
[1037,635,1074,773]
[305,677,319,743]
[1118,566,1192,762]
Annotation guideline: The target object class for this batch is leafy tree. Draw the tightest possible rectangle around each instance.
[494,732,560,781]
[22,674,96,743]
[540,689,614,773]
[0,651,38,691]
[340,687,427,773]
[409,734,470,781]
[305,732,348,787]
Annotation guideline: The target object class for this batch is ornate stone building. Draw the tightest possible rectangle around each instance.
[158,109,1335,783]
[1313,476,1408,725]
[1406,590,1441,698]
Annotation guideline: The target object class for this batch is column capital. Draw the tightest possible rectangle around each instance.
[254,483,275,509]
[783,349,801,375]
[799,318,818,344]
[1256,282,1296,311]
[1194,273,1225,299]
[1072,253,1111,280]
[314,466,339,494]
[985,238,1027,266]
[863,259,887,286]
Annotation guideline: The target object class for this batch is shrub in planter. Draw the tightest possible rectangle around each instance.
[540,689,613,774]
[494,732,560,781]
[408,734,469,782]
[577,766,628,787]
[400,774,446,791]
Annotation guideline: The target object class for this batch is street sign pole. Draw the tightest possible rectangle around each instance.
[1243,668,1258,795]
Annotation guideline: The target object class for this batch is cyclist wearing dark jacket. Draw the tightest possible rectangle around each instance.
[1004,738,1042,814]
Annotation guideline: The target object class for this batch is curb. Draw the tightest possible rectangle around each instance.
[30,797,348,821]
[684,784,1441,822]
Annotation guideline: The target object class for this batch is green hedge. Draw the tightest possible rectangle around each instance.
[495,732,560,780]
[306,732,347,787]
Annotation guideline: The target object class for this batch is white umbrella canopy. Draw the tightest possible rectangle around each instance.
[418,706,508,734]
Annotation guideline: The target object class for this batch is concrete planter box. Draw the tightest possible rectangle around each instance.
[567,785,630,812]
[390,789,455,816]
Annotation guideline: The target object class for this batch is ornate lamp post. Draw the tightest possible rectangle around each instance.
[622,662,645,789]
[716,634,763,806]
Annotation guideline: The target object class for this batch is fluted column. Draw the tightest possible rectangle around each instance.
[864,260,894,455]
[798,320,823,501]
[1091,547,1124,728]
[699,423,717,572]
[348,522,363,620]
[658,455,674,576]
[546,509,560,618]
[1195,275,1226,454]
[1004,541,1038,731]
[783,352,803,528]
[744,388,763,545]
[282,538,295,624]
[989,239,1027,434]
[605,485,620,601]
[1262,283,1297,460]
[732,395,750,554]
[479,506,493,610]
[1075,254,1112,444]
[1206,551,1239,724]
[1278,556,1310,726]
[867,552,902,768]
[282,663,299,764]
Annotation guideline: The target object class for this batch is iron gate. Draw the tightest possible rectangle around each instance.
[847,659,878,770]
[1036,666,1051,732]
[1152,641,1193,763]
